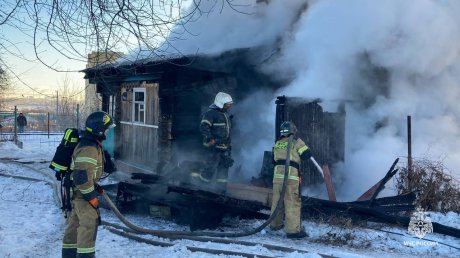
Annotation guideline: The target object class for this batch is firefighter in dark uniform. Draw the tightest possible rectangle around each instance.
[62,111,115,258]
[193,92,234,193]
[270,121,312,239]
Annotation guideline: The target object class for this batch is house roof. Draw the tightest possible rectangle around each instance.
[83,45,278,85]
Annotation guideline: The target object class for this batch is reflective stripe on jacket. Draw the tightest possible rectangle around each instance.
[200,104,231,150]
[273,137,309,182]
[70,139,103,201]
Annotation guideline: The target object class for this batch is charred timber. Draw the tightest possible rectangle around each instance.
[302,194,460,239]
[168,185,268,214]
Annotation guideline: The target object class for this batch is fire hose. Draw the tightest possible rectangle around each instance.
[101,135,295,238]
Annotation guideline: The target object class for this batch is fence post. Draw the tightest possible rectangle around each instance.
[14,106,17,144]
[407,115,412,190]
[48,112,50,139]
[77,104,80,128]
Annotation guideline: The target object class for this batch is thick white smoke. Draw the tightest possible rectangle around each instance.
[159,0,460,200]
[159,0,307,55]
[268,0,460,199]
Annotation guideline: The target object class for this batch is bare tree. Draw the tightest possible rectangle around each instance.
[0,0,243,72]
[56,74,86,130]
[0,62,10,110]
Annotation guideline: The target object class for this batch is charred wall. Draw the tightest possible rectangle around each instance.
[157,68,239,170]
[275,96,345,185]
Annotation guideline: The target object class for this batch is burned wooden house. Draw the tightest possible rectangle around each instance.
[81,49,450,236]
[84,48,345,186]
[85,48,276,174]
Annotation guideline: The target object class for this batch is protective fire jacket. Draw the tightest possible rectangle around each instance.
[273,137,312,182]
[200,104,232,151]
[70,133,104,201]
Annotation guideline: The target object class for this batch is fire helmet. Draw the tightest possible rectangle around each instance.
[85,111,115,139]
[213,92,233,109]
[280,121,297,137]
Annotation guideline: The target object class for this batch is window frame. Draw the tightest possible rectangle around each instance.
[132,87,146,124]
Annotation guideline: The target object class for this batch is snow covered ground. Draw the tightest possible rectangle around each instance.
[0,135,459,258]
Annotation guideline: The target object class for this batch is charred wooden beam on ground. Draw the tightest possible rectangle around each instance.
[357,158,400,202]
[302,193,416,217]
[130,173,161,184]
[302,193,460,238]
[168,184,420,226]
[109,181,460,238]
[168,184,269,215]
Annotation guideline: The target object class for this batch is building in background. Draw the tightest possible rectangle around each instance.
[85,51,123,115]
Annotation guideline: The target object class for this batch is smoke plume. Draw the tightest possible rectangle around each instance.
[266,0,460,199]
[163,0,460,200]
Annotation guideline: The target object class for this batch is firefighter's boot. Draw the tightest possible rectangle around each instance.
[76,252,95,258]
[286,228,307,239]
[62,248,77,258]
[269,224,283,231]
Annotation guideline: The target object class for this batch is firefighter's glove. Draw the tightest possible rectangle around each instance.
[89,197,99,209]
[222,156,234,168]
[55,171,63,181]
[204,138,216,147]
[95,184,104,194]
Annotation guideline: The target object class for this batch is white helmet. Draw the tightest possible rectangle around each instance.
[213,92,233,108]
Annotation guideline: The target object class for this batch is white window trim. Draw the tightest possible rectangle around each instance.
[132,88,146,123]
[120,121,158,128]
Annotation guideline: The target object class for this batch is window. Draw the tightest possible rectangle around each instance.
[132,88,145,123]
[108,95,115,117]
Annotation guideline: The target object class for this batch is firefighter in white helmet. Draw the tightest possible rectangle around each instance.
[193,92,234,193]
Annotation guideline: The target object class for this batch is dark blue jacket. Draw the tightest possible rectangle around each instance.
[200,104,232,150]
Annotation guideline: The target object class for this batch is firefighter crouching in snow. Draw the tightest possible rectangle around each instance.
[192,92,234,193]
[270,121,312,239]
[62,111,115,258]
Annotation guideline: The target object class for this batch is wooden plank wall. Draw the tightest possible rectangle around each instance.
[276,97,345,185]
[118,82,159,172]
[119,123,158,168]
[160,75,238,165]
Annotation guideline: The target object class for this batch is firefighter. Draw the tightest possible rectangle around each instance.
[270,121,312,239]
[62,111,115,258]
[193,92,234,193]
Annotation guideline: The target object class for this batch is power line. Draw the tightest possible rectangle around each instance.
[3,64,55,98]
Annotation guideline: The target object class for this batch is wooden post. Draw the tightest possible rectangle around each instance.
[13,106,17,144]
[76,104,80,128]
[407,116,412,189]
[47,112,50,139]
[322,164,336,201]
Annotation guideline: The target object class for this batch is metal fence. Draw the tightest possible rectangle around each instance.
[0,109,83,134]
[0,106,83,148]
[0,132,63,148]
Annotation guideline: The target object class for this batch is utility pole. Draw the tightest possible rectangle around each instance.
[56,91,59,117]
[13,106,17,144]
[56,91,59,131]
[77,103,80,128]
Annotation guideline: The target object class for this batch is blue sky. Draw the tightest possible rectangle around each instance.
[1,19,86,97]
